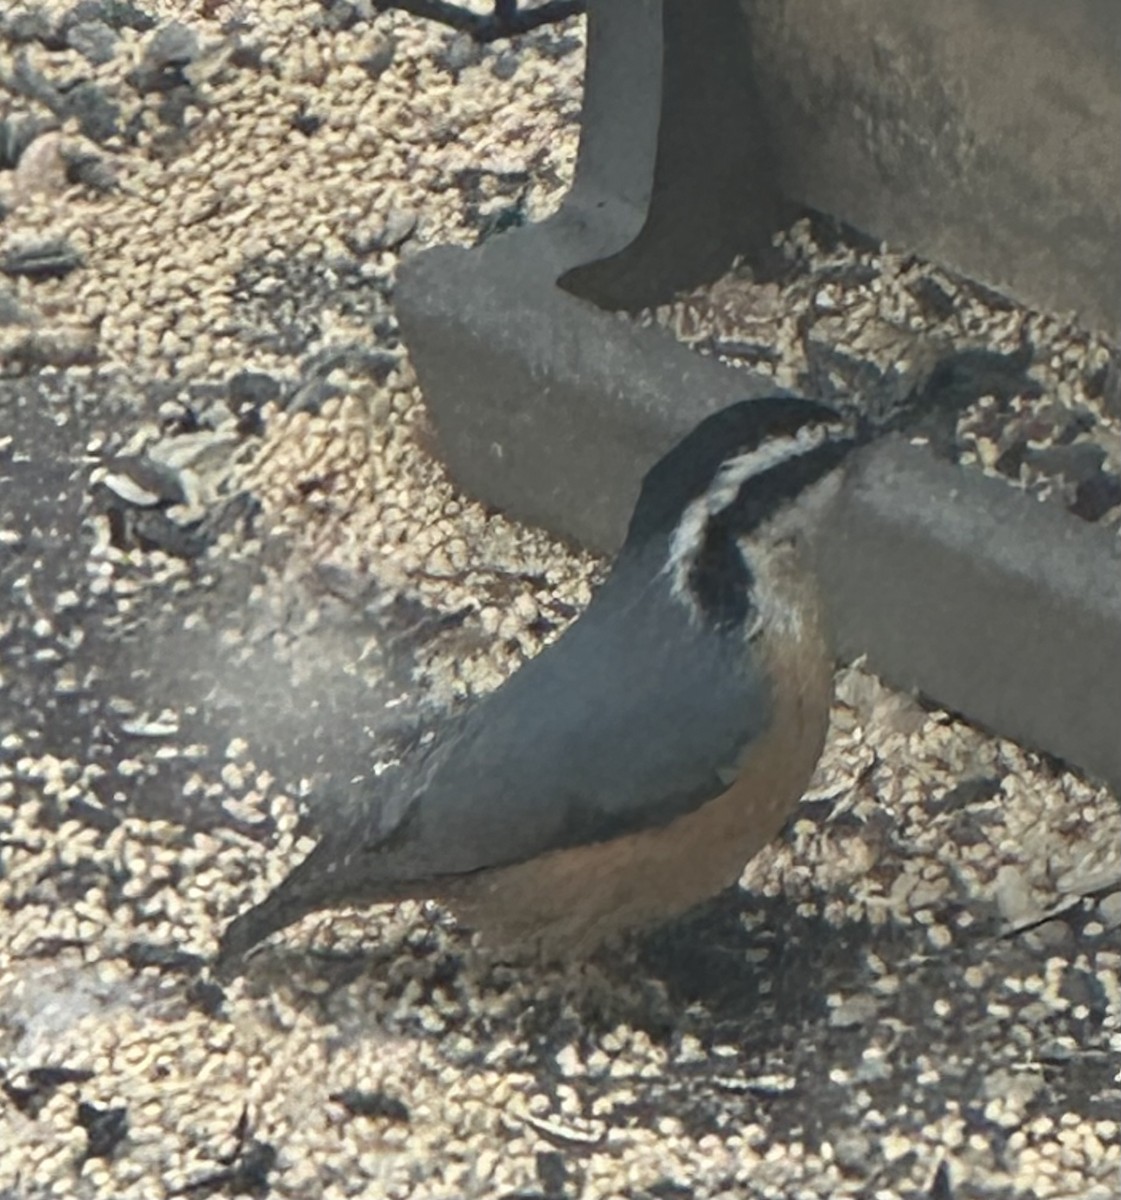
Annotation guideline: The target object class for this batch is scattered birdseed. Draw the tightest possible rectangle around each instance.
[643,217,1121,531]
[2,3,1119,1200]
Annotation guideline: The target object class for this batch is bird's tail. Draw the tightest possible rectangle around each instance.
[213,875,318,981]
[212,833,428,980]
[212,838,353,980]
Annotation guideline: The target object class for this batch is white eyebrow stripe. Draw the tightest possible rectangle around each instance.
[663,417,845,619]
[704,420,844,515]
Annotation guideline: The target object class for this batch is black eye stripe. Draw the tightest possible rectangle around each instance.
[703,421,847,511]
[675,433,855,633]
[686,515,753,633]
[719,435,856,536]
[625,398,847,547]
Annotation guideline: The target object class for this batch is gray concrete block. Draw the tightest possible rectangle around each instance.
[560,0,784,309]
[815,440,1121,793]
[396,0,1121,790]
[398,235,781,552]
[401,231,1121,791]
[744,0,1120,339]
[560,0,1121,335]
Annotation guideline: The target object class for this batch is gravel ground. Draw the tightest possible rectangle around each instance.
[2,4,1120,1199]
[643,222,1121,530]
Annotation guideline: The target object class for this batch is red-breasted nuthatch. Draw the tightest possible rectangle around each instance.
[216,396,855,976]
[215,347,1033,977]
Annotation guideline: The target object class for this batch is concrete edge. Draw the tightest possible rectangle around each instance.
[394,0,1121,792]
[815,440,1121,793]
[397,238,1121,795]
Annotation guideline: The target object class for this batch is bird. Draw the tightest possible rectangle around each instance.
[214,346,1033,978]
[215,394,855,979]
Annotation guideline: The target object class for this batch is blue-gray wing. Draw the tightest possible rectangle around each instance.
[369,553,771,880]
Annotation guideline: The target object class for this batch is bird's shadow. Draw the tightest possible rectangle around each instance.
[210,884,923,1058]
[581,886,919,1048]
[630,888,900,1035]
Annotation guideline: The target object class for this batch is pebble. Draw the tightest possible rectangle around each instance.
[1098,891,1121,930]
[66,20,118,65]
[64,81,122,144]
[828,992,878,1028]
[11,131,67,202]
[0,237,83,280]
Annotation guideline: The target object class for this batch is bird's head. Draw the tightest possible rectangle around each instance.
[621,397,855,634]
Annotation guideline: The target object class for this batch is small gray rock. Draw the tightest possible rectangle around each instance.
[185,380,229,409]
[2,8,58,46]
[345,348,399,382]
[829,992,879,1029]
[536,32,583,61]
[130,509,209,559]
[994,863,1038,928]
[11,50,62,111]
[0,287,26,326]
[1026,441,1107,485]
[66,1,155,34]
[852,1052,892,1083]
[4,328,97,370]
[491,50,520,81]
[1,239,83,281]
[228,370,281,406]
[67,19,118,64]
[1098,890,1121,930]
[131,21,197,93]
[0,114,59,170]
[64,81,121,144]
[1072,472,1121,522]
[146,21,197,67]
[286,378,343,416]
[440,33,479,73]
[359,36,396,79]
[1023,918,1074,952]
[833,1130,873,1175]
[982,1067,1044,1110]
[62,149,117,193]
[316,0,365,32]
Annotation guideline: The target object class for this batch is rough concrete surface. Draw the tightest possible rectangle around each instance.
[814,438,1121,794]
[397,235,781,552]
[399,0,1121,794]
[744,0,1121,339]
